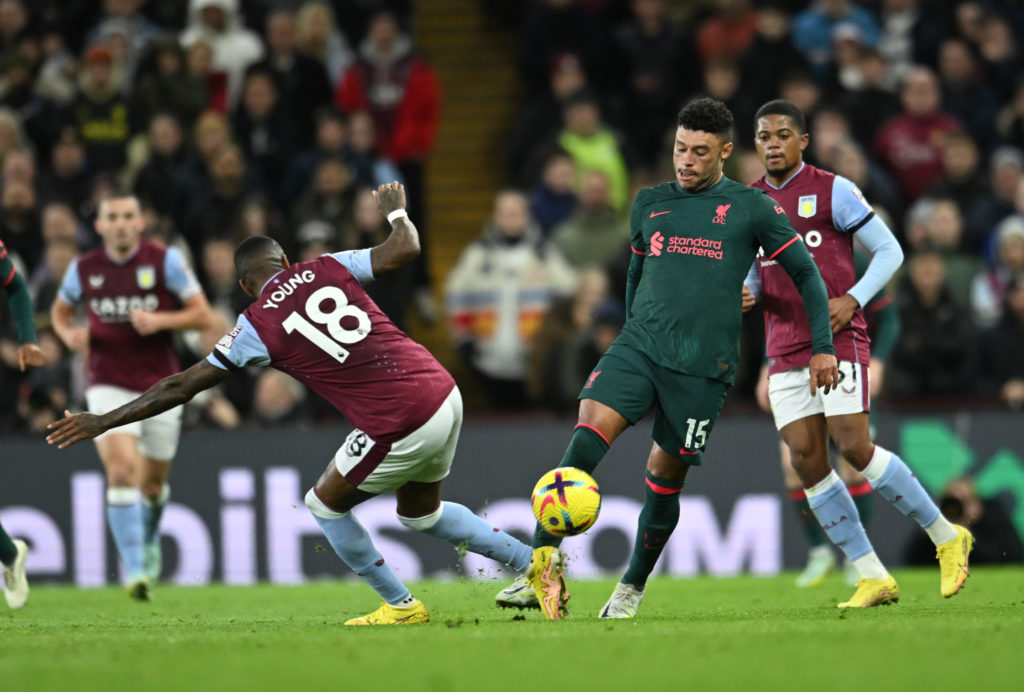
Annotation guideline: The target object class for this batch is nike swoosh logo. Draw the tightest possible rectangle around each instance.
[650,210,671,218]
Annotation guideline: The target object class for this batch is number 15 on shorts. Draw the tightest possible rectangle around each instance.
[683,417,710,453]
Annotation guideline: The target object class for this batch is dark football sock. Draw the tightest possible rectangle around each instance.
[622,471,683,588]
[0,522,17,565]
[531,424,610,548]
[789,488,828,548]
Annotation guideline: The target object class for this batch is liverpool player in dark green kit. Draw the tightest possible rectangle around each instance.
[496,98,839,618]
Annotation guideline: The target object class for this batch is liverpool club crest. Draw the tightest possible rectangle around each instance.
[798,195,817,218]
[136,265,156,289]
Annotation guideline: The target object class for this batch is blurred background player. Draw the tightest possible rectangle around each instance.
[50,193,213,601]
[744,99,973,607]
[497,98,838,619]
[755,248,901,588]
[48,183,569,625]
[0,236,45,609]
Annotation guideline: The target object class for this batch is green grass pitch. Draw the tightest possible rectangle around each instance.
[2,567,1022,691]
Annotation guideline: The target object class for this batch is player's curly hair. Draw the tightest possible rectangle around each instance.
[677,98,734,143]
[753,99,807,134]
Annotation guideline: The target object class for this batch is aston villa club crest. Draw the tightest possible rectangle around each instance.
[798,195,817,218]
[136,265,156,289]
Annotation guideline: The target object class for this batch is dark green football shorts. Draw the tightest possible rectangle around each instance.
[578,344,729,464]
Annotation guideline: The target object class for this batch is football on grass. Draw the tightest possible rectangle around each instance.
[531,467,601,537]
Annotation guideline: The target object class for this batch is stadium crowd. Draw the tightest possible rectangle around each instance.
[1,0,1023,432]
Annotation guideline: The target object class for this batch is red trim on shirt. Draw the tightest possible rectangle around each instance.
[631,245,645,255]
[768,235,800,260]
[2,265,15,287]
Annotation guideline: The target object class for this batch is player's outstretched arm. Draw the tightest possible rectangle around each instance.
[46,360,231,449]
[369,181,420,276]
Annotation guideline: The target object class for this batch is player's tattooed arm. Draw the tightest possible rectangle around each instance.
[46,361,231,449]
[370,181,420,276]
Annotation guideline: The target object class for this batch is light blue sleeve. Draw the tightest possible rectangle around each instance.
[743,260,762,299]
[57,257,82,304]
[163,247,202,301]
[206,314,272,370]
[327,249,375,284]
[846,215,904,308]
[831,175,875,232]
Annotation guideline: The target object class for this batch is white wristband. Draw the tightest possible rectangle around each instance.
[387,209,409,224]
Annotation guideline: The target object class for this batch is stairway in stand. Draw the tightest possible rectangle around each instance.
[410,1,521,403]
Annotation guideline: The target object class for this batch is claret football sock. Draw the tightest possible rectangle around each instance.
[0,522,17,566]
[398,501,533,573]
[860,446,957,545]
[304,489,409,604]
[622,472,683,588]
[531,424,610,549]
[106,487,145,580]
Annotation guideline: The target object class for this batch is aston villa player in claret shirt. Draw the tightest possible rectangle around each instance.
[745,99,974,607]
[48,183,570,625]
[51,193,213,601]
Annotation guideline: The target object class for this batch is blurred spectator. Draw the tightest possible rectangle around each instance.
[131,113,189,219]
[184,38,227,114]
[173,109,237,229]
[550,169,628,270]
[28,235,76,316]
[887,249,974,400]
[607,0,699,171]
[923,132,990,231]
[905,478,1023,564]
[875,0,942,88]
[976,280,1024,407]
[2,147,33,186]
[527,267,614,413]
[290,157,357,248]
[700,59,755,140]
[554,89,630,213]
[777,70,822,120]
[507,52,589,187]
[179,0,264,109]
[528,149,578,237]
[231,68,293,208]
[181,144,256,258]
[739,4,809,111]
[792,0,879,85]
[70,43,131,175]
[806,105,852,170]
[334,9,440,312]
[903,196,983,306]
[830,137,903,233]
[0,180,41,269]
[200,236,251,319]
[0,107,27,163]
[516,0,610,97]
[252,8,333,150]
[36,128,92,220]
[964,146,1024,257]
[87,0,160,81]
[838,48,902,149]
[445,190,577,410]
[996,79,1024,151]
[294,1,354,86]
[346,110,403,189]
[976,10,1020,102]
[33,24,78,106]
[972,218,1024,328]
[937,38,998,153]
[280,106,348,208]
[252,369,309,426]
[0,0,29,57]
[132,36,210,133]
[873,66,960,204]
[696,0,757,66]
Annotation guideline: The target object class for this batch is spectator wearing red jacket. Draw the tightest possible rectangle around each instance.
[335,10,440,311]
[873,66,960,204]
